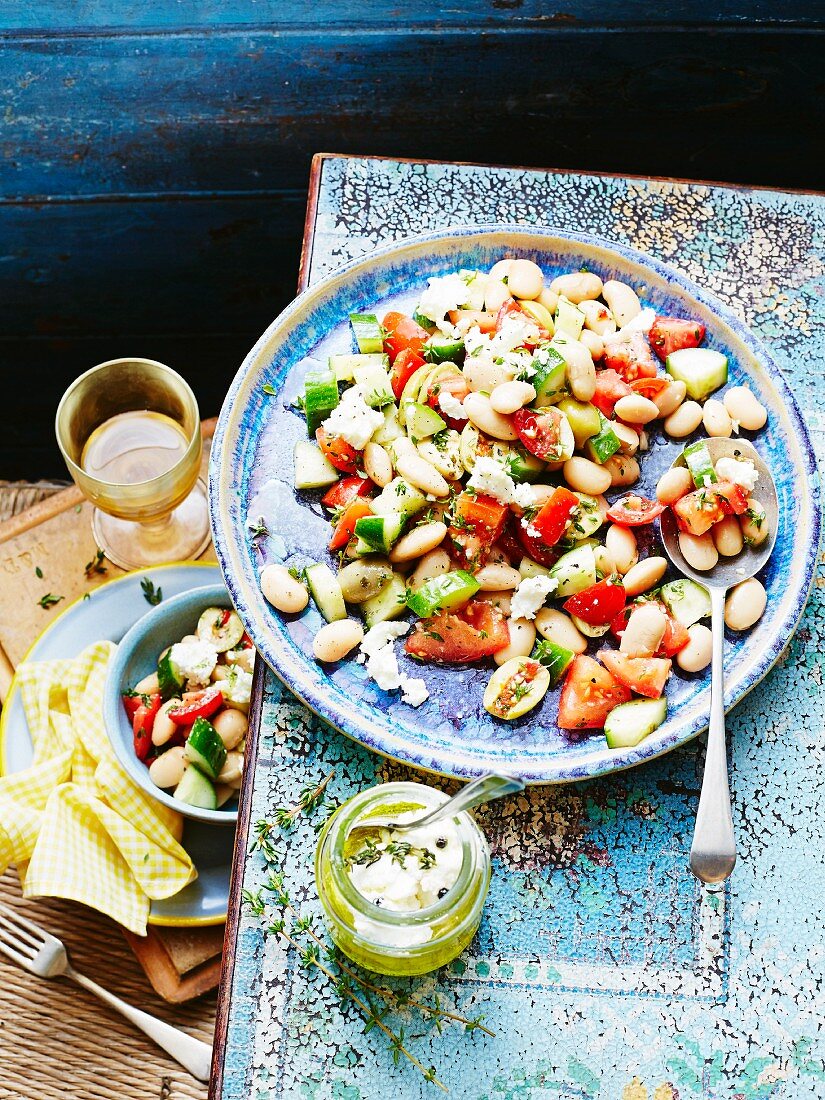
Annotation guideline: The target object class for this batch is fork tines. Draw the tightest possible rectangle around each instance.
[0,903,45,967]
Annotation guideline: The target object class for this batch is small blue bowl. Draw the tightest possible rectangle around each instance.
[103,583,239,825]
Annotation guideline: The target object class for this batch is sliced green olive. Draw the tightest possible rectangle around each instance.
[197,606,244,652]
[337,557,393,604]
[483,657,550,720]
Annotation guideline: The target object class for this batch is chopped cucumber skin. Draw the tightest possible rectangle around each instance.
[362,574,408,629]
[174,766,218,810]
[185,716,227,781]
[604,697,667,749]
[660,578,711,626]
[406,570,480,618]
[371,478,427,518]
[305,563,347,622]
[683,440,718,487]
[532,638,574,687]
[405,401,447,440]
[554,298,585,339]
[505,446,546,483]
[666,348,728,401]
[424,334,465,364]
[353,512,406,554]
[584,414,621,464]
[157,651,184,700]
[531,347,568,407]
[303,369,339,436]
[349,313,384,355]
[549,543,597,597]
[294,441,339,490]
[557,398,601,449]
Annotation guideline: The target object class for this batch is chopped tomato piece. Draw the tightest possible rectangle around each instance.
[390,346,426,400]
[449,492,508,568]
[316,426,359,473]
[328,499,373,551]
[563,579,626,626]
[610,601,690,658]
[382,312,429,364]
[426,372,469,421]
[629,377,670,399]
[405,600,510,663]
[513,407,569,462]
[513,515,560,567]
[711,480,749,516]
[122,693,143,721]
[557,655,631,730]
[168,686,224,725]
[449,309,497,333]
[531,487,580,547]
[603,333,658,383]
[606,495,667,526]
[592,369,632,418]
[321,476,373,509]
[239,632,254,649]
[648,316,706,361]
[672,480,748,536]
[132,692,162,761]
[598,651,672,699]
[494,299,550,342]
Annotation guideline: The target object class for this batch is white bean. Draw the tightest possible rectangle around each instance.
[152,699,180,747]
[605,524,638,575]
[739,497,769,546]
[261,563,309,613]
[593,545,615,576]
[703,399,733,438]
[477,591,511,617]
[218,751,244,784]
[463,355,512,394]
[396,453,450,497]
[638,430,649,452]
[211,664,231,682]
[476,563,522,591]
[313,619,365,663]
[484,278,513,313]
[489,259,515,281]
[622,556,668,597]
[613,394,660,425]
[489,380,536,414]
[620,603,667,658]
[149,746,187,789]
[725,578,767,631]
[679,531,718,572]
[602,279,642,327]
[563,456,612,495]
[507,259,544,300]
[463,392,518,440]
[712,515,744,557]
[578,298,616,336]
[604,454,640,487]
[212,708,249,750]
[410,548,451,591]
[364,442,393,487]
[579,329,604,361]
[676,624,713,672]
[723,386,768,431]
[656,466,693,505]
[493,618,537,665]
[549,271,604,304]
[135,672,160,695]
[611,421,639,455]
[653,379,687,418]
[664,400,703,438]
[534,608,587,654]
[389,522,447,562]
[537,287,559,314]
[558,340,596,401]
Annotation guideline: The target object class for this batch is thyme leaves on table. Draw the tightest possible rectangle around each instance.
[84,548,107,579]
[37,592,64,610]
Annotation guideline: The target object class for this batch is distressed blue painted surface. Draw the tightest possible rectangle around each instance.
[215,159,825,1098]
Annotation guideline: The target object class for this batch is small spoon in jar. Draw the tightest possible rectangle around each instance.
[659,437,778,884]
[351,773,525,836]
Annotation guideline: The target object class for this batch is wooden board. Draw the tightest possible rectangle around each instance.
[0,419,226,1004]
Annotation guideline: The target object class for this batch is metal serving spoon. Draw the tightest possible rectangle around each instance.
[351,773,525,836]
[659,437,778,884]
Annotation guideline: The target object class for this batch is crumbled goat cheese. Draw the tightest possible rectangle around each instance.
[467,455,517,503]
[323,385,385,450]
[223,666,253,707]
[438,391,468,420]
[510,575,558,620]
[715,457,760,493]
[416,274,469,323]
[512,483,540,509]
[169,639,218,687]
[490,314,541,354]
[358,622,429,706]
[613,306,656,339]
[463,325,491,357]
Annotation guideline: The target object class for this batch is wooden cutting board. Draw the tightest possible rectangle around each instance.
[0,420,227,1002]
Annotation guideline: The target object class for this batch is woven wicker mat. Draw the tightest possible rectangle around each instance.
[0,483,215,1100]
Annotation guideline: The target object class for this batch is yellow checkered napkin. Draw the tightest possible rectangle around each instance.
[0,641,196,934]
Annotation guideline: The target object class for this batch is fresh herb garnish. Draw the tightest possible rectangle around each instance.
[35,566,43,579]
[262,383,277,396]
[37,593,64,609]
[84,548,107,579]
[140,578,162,606]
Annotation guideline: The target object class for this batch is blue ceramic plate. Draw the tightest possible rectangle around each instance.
[0,562,233,926]
[210,227,821,783]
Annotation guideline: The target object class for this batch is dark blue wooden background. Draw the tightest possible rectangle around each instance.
[1,3,823,476]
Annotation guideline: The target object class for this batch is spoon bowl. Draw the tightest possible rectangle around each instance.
[659,436,778,884]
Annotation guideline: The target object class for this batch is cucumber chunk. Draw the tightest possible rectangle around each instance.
[531,346,568,407]
[184,716,227,781]
[604,697,667,749]
[174,765,218,810]
[554,297,585,339]
[518,556,554,581]
[294,441,339,490]
[197,606,244,652]
[328,352,388,383]
[504,445,546,483]
[584,413,622,464]
[424,334,465,364]
[683,439,718,487]
[549,543,597,598]
[532,638,574,687]
[362,574,408,629]
[353,362,395,409]
[303,369,339,436]
[305,563,347,622]
[570,614,610,638]
[157,651,185,700]
[660,578,711,627]
[349,313,384,355]
[405,401,447,441]
[666,348,728,401]
[371,478,427,518]
[353,512,407,554]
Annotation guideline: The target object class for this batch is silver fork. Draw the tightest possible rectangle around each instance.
[0,902,213,1082]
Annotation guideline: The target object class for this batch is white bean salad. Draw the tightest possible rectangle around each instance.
[261,259,770,750]
[122,607,253,809]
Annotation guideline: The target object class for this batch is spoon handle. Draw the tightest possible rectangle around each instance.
[394,773,525,832]
[689,586,737,884]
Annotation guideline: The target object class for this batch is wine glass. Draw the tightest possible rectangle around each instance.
[55,357,211,570]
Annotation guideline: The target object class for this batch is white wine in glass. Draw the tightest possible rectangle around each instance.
[56,358,211,570]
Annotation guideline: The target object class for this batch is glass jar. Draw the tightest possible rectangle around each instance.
[315,781,491,976]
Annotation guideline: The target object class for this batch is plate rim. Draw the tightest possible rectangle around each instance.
[0,560,229,927]
[209,223,822,783]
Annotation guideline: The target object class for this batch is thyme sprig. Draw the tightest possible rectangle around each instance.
[84,548,107,579]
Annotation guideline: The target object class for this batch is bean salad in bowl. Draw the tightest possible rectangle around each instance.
[258,257,770,751]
